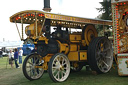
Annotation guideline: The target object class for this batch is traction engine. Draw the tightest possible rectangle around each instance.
[10,10,113,82]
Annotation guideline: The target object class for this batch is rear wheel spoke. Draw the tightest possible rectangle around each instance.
[103,47,110,52]
[102,61,109,68]
[96,56,101,60]
[103,41,107,46]
[105,56,111,59]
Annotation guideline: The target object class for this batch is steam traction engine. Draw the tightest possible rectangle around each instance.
[10,10,113,82]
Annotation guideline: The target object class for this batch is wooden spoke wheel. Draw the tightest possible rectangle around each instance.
[22,53,44,80]
[48,53,70,82]
[82,24,98,46]
[87,37,113,73]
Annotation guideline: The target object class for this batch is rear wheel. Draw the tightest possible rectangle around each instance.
[48,53,70,82]
[22,53,44,80]
[87,37,113,73]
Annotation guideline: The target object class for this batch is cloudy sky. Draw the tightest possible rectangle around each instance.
[0,0,102,42]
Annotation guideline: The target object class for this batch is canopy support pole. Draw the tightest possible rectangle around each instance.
[103,24,105,36]
[39,18,46,36]
[35,13,38,38]
[15,21,22,40]
[21,17,24,40]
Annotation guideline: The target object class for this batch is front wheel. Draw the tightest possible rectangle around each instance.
[22,53,44,80]
[48,53,70,82]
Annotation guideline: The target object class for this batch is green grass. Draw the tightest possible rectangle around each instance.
[0,56,128,85]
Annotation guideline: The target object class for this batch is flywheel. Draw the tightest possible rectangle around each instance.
[82,24,98,46]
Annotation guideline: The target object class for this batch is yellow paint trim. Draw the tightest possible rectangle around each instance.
[68,51,87,61]
[68,52,79,61]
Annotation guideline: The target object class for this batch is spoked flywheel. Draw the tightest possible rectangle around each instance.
[22,53,44,80]
[87,37,113,73]
[82,24,98,46]
[48,53,70,82]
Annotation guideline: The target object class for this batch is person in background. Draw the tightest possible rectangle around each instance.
[14,48,20,68]
[8,50,14,68]
[0,49,3,58]
[18,48,23,64]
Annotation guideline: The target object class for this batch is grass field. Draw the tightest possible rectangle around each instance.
[0,56,128,85]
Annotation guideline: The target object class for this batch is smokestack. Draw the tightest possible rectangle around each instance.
[43,0,52,12]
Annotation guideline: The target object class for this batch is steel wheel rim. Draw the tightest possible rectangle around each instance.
[25,55,44,79]
[51,54,70,82]
[96,38,113,73]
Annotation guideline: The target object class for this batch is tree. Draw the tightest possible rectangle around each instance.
[96,0,112,36]
[97,0,112,20]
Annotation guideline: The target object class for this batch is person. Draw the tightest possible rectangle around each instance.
[14,48,20,68]
[8,50,14,68]
[18,48,23,64]
[0,49,3,58]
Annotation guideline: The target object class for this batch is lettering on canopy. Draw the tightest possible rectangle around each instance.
[45,14,112,25]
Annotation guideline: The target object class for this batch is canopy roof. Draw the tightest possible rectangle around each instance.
[111,0,128,4]
[10,10,112,26]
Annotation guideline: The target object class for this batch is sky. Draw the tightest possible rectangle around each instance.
[0,0,103,42]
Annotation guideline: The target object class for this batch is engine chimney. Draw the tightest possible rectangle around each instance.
[43,0,52,12]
